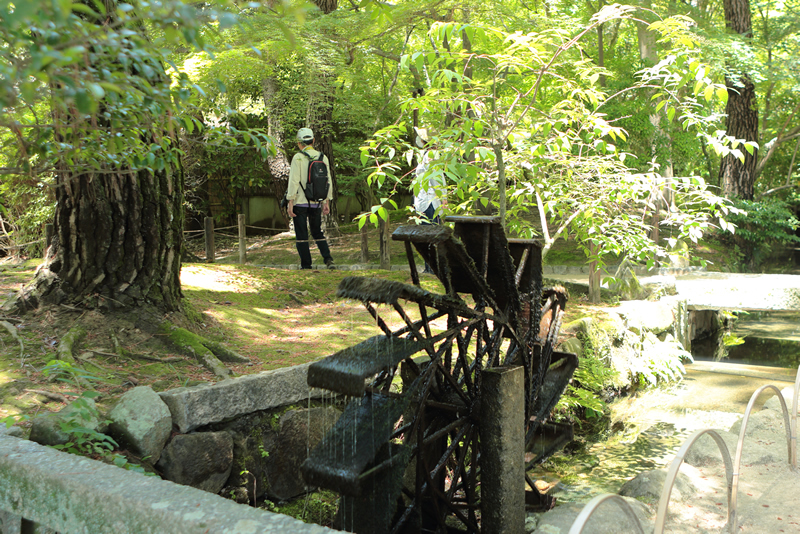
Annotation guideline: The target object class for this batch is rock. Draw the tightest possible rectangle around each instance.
[525,514,539,533]
[158,363,326,433]
[29,397,102,447]
[608,258,644,301]
[0,425,23,438]
[619,468,696,503]
[221,485,250,504]
[156,431,233,494]
[562,317,593,336]
[107,386,172,463]
[638,275,677,300]
[265,406,341,501]
[689,310,723,340]
[683,429,783,467]
[729,409,791,446]
[667,239,690,268]
[531,497,651,533]
[614,300,675,335]
[761,387,797,414]
[558,337,582,358]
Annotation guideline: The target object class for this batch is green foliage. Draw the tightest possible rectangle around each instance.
[41,359,100,385]
[556,346,617,422]
[273,490,338,527]
[627,336,693,387]
[0,0,278,234]
[357,12,740,281]
[51,392,117,457]
[724,198,800,268]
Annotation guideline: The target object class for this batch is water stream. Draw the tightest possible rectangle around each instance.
[530,311,800,504]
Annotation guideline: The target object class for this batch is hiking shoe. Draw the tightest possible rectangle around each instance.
[325,258,335,270]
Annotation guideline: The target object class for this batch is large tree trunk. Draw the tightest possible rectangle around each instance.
[719,0,759,200]
[11,168,184,313]
[50,169,183,310]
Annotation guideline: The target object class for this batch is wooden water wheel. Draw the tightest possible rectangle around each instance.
[302,216,577,533]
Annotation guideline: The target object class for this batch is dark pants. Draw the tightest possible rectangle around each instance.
[294,205,332,269]
[421,204,440,273]
[421,204,440,225]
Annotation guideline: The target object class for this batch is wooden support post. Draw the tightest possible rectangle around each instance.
[360,225,369,264]
[481,366,525,534]
[204,216,215,264]
[238,214,246,264]
[379,217,390,270]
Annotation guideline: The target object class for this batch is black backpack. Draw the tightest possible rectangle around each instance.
[301,151,330,203]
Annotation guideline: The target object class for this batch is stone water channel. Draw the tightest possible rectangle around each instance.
[527,270,800,528]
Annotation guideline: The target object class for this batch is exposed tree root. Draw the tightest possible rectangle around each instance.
[75,351,119,376]
[198,338,250,363]
[158,322,233,379]
[24,389,69,404]
[93,345,183,363]
[57,324,86,364]
[1,267,61,314]
[0,320,23,358]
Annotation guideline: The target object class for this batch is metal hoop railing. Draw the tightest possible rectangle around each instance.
[567,364,800,534]
[567,493,646,534]
[654,429,734,534]
[729,384,794,531]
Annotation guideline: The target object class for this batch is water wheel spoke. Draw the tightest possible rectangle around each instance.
[365,302,394,338]
[418,302,433,339]
[389,499,418,534]
[392,302,437,360]
[445,425,475,502]
[404,241,421,287]
[392,309,447,338]
[453,331,475,396]
[427,422,471,483]
[435,360,473,407]
[421,416,470,450]
[427,483,480,533]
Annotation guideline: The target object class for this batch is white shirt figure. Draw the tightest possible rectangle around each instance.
[413,152,443,216]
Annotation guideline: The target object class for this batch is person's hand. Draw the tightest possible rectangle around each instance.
[288,201,295,218]
[322,200,330,215]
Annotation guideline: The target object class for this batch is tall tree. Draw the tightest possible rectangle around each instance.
[719,0,760,199]
[2,1,270,316]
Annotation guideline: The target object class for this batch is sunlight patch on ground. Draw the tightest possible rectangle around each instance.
[181,265,261,292]
[252,308,286,318]
[0,371,15,386]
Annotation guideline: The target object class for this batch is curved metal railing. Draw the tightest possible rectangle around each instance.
[566,364,800,533]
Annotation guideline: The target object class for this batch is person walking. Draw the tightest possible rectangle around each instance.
[286,127,335,270]
[413,128,445,274]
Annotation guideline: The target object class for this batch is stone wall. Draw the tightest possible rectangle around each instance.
[24,361,344,512]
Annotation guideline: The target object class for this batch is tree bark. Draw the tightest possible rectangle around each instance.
[719,0,759,200]
[46,167,184,311]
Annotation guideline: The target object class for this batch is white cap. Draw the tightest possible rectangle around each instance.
[297,128,314,143]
